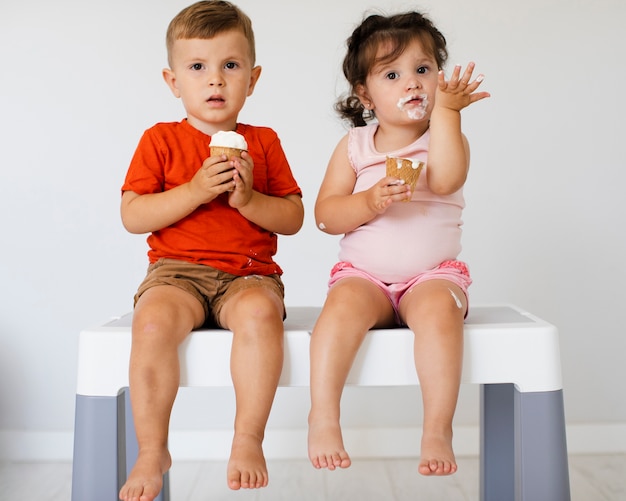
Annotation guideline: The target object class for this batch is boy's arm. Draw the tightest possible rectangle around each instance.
[225,150,304,235]
[237,192,304,235]
[427,63,490,195]
[121,155,237,234]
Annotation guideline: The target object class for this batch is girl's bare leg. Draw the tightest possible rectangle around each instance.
[308,278,395,470]
[119,285,205,501]
[219,287,285,490]
[399,279,466,476]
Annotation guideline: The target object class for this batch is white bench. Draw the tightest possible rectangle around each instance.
[71,304,571,501]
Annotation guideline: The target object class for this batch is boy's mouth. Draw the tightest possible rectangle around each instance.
[207,94,225,104]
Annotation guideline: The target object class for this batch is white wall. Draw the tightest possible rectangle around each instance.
[1,0,625,460]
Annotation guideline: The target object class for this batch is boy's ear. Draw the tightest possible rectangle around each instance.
[247,65,262,96]
[162,68,181,98]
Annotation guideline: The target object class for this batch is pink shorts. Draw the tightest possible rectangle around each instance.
[328,260,472,324]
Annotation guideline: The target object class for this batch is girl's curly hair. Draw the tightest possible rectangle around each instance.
[336,11,448,127]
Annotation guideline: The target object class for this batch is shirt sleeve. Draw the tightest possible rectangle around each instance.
[121,128,167,195]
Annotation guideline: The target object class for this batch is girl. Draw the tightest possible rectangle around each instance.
[308,11,489,476]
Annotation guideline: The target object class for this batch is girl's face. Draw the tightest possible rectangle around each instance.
[358,38,439,128]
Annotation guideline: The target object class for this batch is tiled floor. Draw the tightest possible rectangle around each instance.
[1,454,624,500]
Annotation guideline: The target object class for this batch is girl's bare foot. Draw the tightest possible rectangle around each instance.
[119,448,172,501]
[308,416,351,470]
[418,431,457,476]
[227,433,269,490]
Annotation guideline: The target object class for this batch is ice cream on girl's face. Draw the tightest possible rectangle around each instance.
[397,94,429,120]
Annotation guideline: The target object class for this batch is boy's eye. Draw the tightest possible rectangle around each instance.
[225,61,238,70]
[191,63,204,71]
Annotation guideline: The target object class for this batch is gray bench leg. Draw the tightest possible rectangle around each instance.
[480,383,515,500]
[72,391,170,501]
[514,388,570,501]
[480,384,571,501]
[72,394,122,501]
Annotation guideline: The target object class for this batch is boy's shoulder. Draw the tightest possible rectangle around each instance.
[238,123,278,140]
[141,120,198,142]
[237,123,284,152]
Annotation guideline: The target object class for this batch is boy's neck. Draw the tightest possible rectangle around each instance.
[186,117,238,136]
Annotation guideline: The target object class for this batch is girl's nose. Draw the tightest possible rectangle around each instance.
[407,78,421,90]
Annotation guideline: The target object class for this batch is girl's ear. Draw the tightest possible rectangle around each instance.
[355,84,373,110]
[247,65,262,96]
[162,68,181,98]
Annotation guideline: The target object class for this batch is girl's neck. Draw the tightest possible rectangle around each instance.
[373,121,429,153]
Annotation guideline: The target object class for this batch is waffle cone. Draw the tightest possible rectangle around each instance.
[386,156,424,191]
[210,146,245,159]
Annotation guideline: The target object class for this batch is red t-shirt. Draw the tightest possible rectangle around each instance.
[122,120,302,276]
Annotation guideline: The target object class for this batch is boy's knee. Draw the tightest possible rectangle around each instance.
[216,275,285,325]
[233,286,282,316]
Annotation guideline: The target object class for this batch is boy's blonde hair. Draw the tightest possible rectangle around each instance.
[166,1,256,66]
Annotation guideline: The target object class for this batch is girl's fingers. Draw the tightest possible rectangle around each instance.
[459,62,476,84]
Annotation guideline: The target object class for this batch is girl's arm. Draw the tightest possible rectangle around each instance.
[427,63,490,195]
[315,134,409,235]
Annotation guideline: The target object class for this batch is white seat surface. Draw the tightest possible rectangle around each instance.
[76,304,562,397]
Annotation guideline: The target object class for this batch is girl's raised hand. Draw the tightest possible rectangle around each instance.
[436,62,490,112]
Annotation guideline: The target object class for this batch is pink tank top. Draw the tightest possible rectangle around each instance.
[338,124,465,283]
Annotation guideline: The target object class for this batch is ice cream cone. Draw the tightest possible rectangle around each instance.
[209,131,248,159]
[386,156,424,193]
[209,146,244,159]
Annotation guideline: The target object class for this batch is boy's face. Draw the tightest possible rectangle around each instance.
[163,30,261,135]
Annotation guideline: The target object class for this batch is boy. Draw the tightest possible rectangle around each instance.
[119,2,303,500]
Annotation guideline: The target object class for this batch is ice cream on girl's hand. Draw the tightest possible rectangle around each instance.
[209,130,248,159]
[386,157,424,200]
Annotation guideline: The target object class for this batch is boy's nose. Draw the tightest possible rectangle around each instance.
[208,72,225,87]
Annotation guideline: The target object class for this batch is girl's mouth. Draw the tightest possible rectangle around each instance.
[397,94,428,120]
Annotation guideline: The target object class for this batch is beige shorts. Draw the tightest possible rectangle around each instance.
[134,258,285,327]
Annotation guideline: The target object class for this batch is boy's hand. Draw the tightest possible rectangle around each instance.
[435,62,490,112]
[228,151,254,208]
[188,155,236,205]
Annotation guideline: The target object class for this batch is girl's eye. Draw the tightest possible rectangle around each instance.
[191,63,204,71]
[385,72,399,80]
[417,66,428,74]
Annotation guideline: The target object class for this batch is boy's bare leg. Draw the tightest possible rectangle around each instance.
[308,278,394,470]
[399,280,465,476]
[219,287,285,490]
[119,285,205,501]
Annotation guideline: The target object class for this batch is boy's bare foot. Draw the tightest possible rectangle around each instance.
[308,416,351,470]
[227,433,269,490]
[119,448,172,501]
[418,431,457,476]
